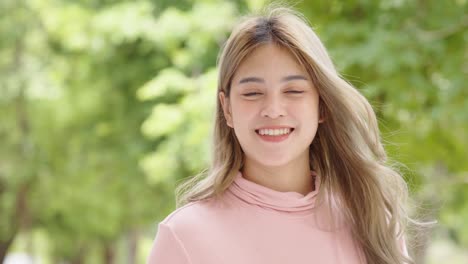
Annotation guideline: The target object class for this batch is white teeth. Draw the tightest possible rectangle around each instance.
[257,128,292,136]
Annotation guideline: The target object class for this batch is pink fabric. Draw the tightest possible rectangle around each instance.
[147,171,403,263]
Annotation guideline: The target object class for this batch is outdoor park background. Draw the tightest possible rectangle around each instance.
[1,0,467,263]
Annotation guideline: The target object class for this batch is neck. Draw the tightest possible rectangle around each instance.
[241,152,314,196]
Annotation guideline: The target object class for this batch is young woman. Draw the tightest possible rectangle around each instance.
[147,6,412,264]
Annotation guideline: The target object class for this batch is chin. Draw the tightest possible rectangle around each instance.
[252,154,294,168]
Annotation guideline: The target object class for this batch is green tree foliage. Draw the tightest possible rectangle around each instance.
[136,1,239,183]
[1,0,176,262]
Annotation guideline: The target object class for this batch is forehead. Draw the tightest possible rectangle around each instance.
[232,44,307,82]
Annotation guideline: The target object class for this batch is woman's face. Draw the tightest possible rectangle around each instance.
[219,44,322,167]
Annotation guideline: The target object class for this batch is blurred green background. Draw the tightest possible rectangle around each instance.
[0,0,466,263]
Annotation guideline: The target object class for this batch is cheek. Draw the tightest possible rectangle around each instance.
[295,97,319,116]
[231,102,257,125]
[291,102,320,141]
[293,99,320,118]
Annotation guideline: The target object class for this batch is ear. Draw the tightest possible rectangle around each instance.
[219,91,233,128]
[318,99,326,124]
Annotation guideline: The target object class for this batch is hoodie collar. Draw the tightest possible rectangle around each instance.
[227,170,321,214]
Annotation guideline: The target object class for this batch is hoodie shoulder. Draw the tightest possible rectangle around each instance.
[161,196,232,231]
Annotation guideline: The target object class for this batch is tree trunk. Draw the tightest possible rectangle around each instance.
[70,255,84,264]
[127,230,139,264]
[0,181,29,262]
[70,247,86,264]
[0,11,29,264]
[104,243,115,264]
[0,236,16,263]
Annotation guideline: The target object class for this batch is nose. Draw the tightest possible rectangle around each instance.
[260,93,286,119]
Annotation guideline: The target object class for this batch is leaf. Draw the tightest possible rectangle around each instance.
[141,104,184,139]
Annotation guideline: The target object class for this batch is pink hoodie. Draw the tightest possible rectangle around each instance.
[147,171,407,263]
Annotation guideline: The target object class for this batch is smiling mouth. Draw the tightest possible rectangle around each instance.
[254,128,295,136]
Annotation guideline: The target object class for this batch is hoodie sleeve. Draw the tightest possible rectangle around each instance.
[147,223,191,264]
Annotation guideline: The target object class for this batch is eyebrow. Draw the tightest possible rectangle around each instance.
[238,75,308,84]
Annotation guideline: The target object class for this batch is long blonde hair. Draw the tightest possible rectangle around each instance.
[176,5,413,264]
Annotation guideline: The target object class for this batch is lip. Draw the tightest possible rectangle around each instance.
[254,127,295,143]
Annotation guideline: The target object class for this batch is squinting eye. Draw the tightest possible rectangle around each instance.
[243,92,263,96]
[286,90,304,94]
